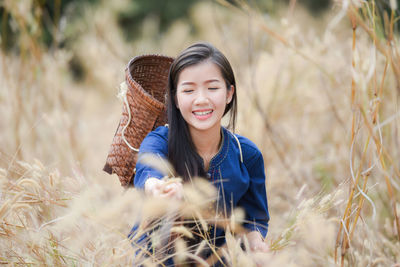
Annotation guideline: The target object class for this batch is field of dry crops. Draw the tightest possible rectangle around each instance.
[1,0,400,266]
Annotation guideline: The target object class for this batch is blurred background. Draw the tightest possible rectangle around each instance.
[1,0,400,265]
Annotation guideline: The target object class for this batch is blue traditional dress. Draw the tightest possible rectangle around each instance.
[130,126,269,266]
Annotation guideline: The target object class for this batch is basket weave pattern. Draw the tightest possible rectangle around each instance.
[103,55,174,186]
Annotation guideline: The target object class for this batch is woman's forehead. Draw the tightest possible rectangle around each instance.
[177,61,223,85]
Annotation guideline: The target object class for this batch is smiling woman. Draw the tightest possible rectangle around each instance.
[166,43,238,180]
[175,61,234,171]
[131,42,270,266]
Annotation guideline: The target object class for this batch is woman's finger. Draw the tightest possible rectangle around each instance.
[145,178,165,196]
[160,183,183,199]
[252,242,269,252]
[162,182,182,193]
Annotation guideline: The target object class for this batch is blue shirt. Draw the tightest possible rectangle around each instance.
[134,126,270,239]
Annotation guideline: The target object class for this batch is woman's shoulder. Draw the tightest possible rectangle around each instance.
[226,129,263,165]
[139,125,169,153]
[148,125,169,139]
[235,134,260,153]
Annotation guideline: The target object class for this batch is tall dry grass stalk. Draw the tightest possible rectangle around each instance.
[332,2,400,266]
[1,0,400,265]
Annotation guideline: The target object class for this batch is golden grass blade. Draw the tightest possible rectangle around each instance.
[138,153,176,178]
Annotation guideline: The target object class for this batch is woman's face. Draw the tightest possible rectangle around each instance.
[176,60,234,134]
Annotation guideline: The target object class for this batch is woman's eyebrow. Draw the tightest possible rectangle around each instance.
[180,79,221,86]
[205,79,221,83]
[180,81,196,86]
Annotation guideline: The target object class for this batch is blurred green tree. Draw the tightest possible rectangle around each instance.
[299,0,331,13]
[118,0,200,41]
[2,0,397,56]
[373,0,400,36]
[0,0,99,52]
[0,0,335,53]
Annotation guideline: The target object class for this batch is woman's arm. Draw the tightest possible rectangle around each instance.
[133,127,168,188]
[134,127,183,199]
[237,147,270,251]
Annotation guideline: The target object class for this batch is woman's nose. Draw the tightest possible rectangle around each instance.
[194,89,209,105]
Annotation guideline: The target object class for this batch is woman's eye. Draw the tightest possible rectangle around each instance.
[183,89,193,93]
[209,87,219,90]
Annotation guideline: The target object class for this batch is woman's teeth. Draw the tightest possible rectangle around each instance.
[193,111,212,115]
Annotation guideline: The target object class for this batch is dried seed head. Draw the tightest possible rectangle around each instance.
[390,0,398,10]
[174,238,187,263]
[230,207,245,232]
[17,178,40,191]
[138,154,175,177]
[171,225,194,239]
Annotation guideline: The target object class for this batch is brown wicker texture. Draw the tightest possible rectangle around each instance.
[103,55,174,186]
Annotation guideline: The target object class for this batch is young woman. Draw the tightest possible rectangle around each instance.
[132,42,269,265]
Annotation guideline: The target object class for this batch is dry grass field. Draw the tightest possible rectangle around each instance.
[1,0,399,266]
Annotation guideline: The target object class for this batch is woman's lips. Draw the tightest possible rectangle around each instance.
[192,109,213,120]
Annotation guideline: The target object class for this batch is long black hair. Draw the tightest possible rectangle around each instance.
[167,42,237,180]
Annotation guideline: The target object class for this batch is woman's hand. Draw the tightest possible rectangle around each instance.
[144,177,183,200]
[246,231,269,253]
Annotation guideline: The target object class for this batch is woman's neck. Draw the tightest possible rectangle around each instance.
[189,125,222,170]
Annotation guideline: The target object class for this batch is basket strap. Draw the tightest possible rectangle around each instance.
[118,81,140,152]
[230,132,243,163]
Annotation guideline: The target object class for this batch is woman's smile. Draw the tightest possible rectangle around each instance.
[192,109,213,120]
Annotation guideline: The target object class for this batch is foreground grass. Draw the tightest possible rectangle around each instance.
[1,0,399,266]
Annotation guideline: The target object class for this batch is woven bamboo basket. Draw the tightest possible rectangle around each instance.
[103,55,174,186]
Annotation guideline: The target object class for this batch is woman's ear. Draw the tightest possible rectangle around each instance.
[227,85,234,104]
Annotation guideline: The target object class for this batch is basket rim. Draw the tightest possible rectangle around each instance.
[125,54,174,110]
[126,54,175,68]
